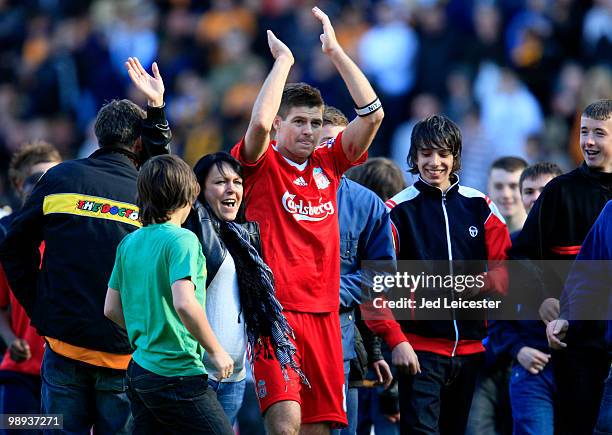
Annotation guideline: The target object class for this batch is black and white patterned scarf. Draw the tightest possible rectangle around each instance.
[219,220,310,387]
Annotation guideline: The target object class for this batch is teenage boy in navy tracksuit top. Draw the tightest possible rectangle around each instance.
[367,114,511,434]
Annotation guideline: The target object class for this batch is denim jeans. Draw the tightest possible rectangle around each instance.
[0,371,41,435]
[207,378,246,426]
[398,351,484,435]
[509,362,556,435]
[331,372,357,435]
[595,366,612,435]
[40,347,132,435]
[127,360,233,435]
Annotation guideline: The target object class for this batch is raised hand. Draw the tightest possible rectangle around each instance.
[267,30,294,64]
[312,6,341,55]
[125,57,164,108]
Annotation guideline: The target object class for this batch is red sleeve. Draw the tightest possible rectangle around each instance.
[482,212,511,296]
[324,131,368,178]
[0,263,10,308]
[360,297,407,349]
[230,138,270,178]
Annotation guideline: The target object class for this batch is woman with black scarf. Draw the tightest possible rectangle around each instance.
[184,152,307,425]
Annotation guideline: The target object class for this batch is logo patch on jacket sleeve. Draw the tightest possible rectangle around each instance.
[469,226,478,237]
[43,193,141,227]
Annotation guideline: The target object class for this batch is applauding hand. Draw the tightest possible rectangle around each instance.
[267,30,294,65]
[312,6,342,56]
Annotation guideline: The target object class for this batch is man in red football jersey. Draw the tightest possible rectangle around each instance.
[231,7,383,434]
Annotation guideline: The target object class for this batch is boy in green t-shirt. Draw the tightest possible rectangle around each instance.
[104,155,234,434]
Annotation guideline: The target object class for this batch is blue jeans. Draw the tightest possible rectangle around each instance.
[127,360,233,435]
[509,362,556,435]
[0,371,41,435]
[41,347,132,435]
[398,351,483,435]
[208,378,246,426]
[331,363,357,435]
[595,366,612,435]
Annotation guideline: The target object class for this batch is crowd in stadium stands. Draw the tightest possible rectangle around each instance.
[0,0,610,210]
[0,1,611,435]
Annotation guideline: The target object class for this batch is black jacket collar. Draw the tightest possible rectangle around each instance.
[579,161,612,188]
[89,147,139,169]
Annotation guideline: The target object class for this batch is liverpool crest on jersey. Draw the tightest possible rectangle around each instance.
[313,167,330,190]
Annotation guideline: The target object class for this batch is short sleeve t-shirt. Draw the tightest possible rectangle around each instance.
[109,223,207,377]
[231,132,366,312]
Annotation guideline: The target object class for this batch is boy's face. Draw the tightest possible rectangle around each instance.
[488,168,524,220]
[274,106,324,164]
[416,148,454,191]
[580,116,612,173]
[521,174,555,214]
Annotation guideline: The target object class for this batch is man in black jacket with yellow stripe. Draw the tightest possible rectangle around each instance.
[0,57,171,434]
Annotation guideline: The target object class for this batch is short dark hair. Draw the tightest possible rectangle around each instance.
[323,106,349,127]
[278,83,324,118]
[193,152,245,222]
[408,115,462,174]
[582,99,612,121]
[490,156,528,174]
[519,162,563,192]
[94,99,146,149]
[9,140,61,190]
[346,157,406,202]
[137,155,200,226]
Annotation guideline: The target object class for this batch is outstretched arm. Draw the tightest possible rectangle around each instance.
[313,7,383,161]
[125,57,171,162]
[242,31,294,163]
[125,57,164,108]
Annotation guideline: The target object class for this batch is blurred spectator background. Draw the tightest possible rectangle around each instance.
[0,0,610,206]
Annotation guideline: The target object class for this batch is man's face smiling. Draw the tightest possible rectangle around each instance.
[580,116,612,173]
[416,148,454,191]
[274,106,323,164]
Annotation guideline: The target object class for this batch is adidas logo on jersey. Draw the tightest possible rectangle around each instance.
[293,176,307,186]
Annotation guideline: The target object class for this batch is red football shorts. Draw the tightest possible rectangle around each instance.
[252,310,347,427]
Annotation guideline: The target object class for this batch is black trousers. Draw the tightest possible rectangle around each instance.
[554,347,611,435]
[398,351,484,435]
